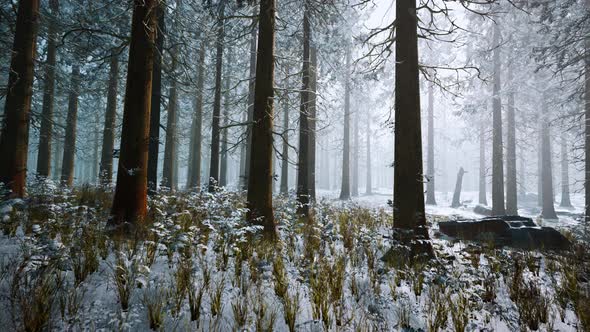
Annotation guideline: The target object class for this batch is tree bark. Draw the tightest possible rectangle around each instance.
[505,65,517,215]
[99,53,119,185]
[585,0,590,223]
[425,83,436,205]
[352,99,359,197]
[36,0,59,177]
[147,3,164,195]
[451,167,465,208]
[0,0,40,197]
[110,0,157,226]
[161,56,178,191]
[479,117,487,205]
[60,64,81,187]
[339,45,351,200]
[242,7,257,190]
[491,24,505,215]
[297,7,311,213]
[541,98,558,220]
[560,134,573,207]
[365,108,372,195]
[308,46,317,200]
[208,1,225,192]
[187,40,206,190]
[246,0,276,234]
[280,65,290,195]
[220,45,233,187]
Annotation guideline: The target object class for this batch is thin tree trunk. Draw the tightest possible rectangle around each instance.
[297,7,311,213]
[36,0,59,177]
[99,53,119,185]
[110,0,158,226]
[246,0,276,234]
[162,60,178,191]
[208,1,225,192]
[541,98,558,220]
[538,122,543,206]
[0,0,40,197]
[479,117,487,205]
[220,45,232,187]
[339,46,351,200]
[352,99,359,197]
[52,117,63,181]
[518,148,526,198]
[491,24,505,215]
[93,111,100,184]
[560,134,573,207]
[60,64,81,187]
[243,7,257,190]
[426,83,436,205]
[451,167,465,208]
[366,109,372,195]
[505,65,517,215]
[187,41,205,190]
[393,0,428,239]
[308,47,317,200]
[147,3,164,195]
[280,65,290,195]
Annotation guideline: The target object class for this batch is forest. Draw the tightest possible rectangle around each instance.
[0,0,589,331]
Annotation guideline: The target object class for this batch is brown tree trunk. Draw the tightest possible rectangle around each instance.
[60,64,81,187]
[339,45,351,200]
[187,40,206,190]
[99,53,119,185]
[208,1,225,192]
[451,167,465,208]
[560,134,572,207]
[297,7,311,213]
[110,0,157,226]
[220,45,233,187]
[162,55,178,190]
[246,0,276,234]
[243,7,257,190]
[541,98,558,220]
[491,24,505,216]
[147,3,164,195]
[425,83,436,205]
[308,46,317,200]
[280,65,290,195]
[393,0,427,237]
[366,108,372,195]
[0,0,40,197]
[36,0,58,177]
[505,65,518,215]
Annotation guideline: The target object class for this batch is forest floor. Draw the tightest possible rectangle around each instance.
[0,182,588,331]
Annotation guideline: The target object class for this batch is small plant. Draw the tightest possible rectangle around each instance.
[450,293,469,332]
[188,282,204,323]
[210,277,225,317]
[426,284,448,332]
[272,256,288,300]
[482,273,496,303]
[397,301,411,329]
[143,286,166,330]
[109,252,138,311]
[283,290,300,332]
[232,293,248,330]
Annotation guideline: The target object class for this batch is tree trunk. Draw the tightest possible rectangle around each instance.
[246,0,276,234]
[0,0,40,197]
[451,167,465,208]
[161,58,178,191]
[208,2,225,192]
[110,0,158,226]
[352,99,359,197]
[220,45,233,187]
[425,83,436,205]
[339,45,351,200]
[280,65,290,195]
[538,122,543,206]
[505,65,517,215]
[147,3,164,195]
[541,98,558,220]
[560,134,573,207]
[297,7,311,213]
[491,24,505,215]
[187,40,206,190]
[308,46,317,200]
[366,108,372,195]
[60,64,81,187]
[242,7,257,190]
[93,111,100,184]
[36,0,59,177]
[479,118,487,206]
[393,0,428,239]
[585,0,590,223]
[99,53,119,185]
[518,148,526,198]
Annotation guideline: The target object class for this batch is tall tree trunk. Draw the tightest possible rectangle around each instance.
[147,3,164,195]
[99,53,119,185]
[208,2,225,192]
[93,111,100,184]
[308,46,317,200]
[366,109,372,195]
[60,64,81,187]
[538,122,543,206]
[52,117,63,181]
[560,134,573,207]
[0,0,40,197]
[242,7,257,190]
[187,40,206,190]
[505,65,517,215]
[110,0,157,226]
[518,148,526,198]
[162,58,178,191]
[479,120,487,206]
[352,100,359,197]
[297,7,311,213]
[36,0,59,177]
[220,45,232,187]
[246,0,276,234]
[585,0,590,223]
[280,65,290,195]
[451,167,465,208]
[491,24,505,215]
[425,83,436,205]
[393,0,428,239]
[541,98,558,220]
[339,45,351,200]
